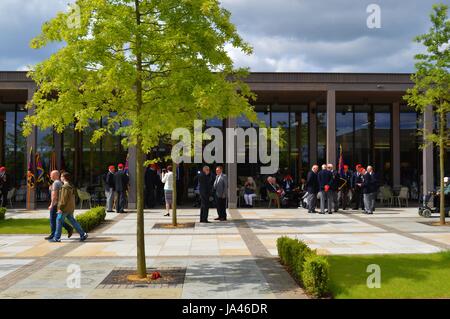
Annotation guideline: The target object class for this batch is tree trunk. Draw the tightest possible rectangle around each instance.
[172,163,178,226]
[439,110,446,225]
[136,139,147,277]
[134,0,147,278]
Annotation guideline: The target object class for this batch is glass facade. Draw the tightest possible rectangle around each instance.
[237,105,309,185]
[400,106,421,189]
[1,105,27,188]
[335,104,392,185]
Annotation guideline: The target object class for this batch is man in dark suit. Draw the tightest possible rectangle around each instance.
[104,165,115,212]
[305,165,320,213]
[213,165,228,221]
[318,164,333,214]
[198,166,213,223]
[351,164,365,211]
[361,167,374,214]
[114,163,129,214]
[144,164,158,208]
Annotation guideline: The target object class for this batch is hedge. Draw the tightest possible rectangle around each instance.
[277,236,330,298]
[0,207,5,221]
[76,206,106,232]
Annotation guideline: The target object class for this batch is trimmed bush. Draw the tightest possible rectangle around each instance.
[76,206,106,232]
[0,207,6,220]
[277,236,329,298]
[302,254,330,298]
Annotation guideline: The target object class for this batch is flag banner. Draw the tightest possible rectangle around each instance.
[124,154,129,175]
[338,144,345,177]
[27,147,35,189]
[35,152,45,184]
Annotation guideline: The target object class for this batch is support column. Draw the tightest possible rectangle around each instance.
[392,102,401,187]
[54,132,63,170]
[226,117,237,209]
[309,101,317,166]
[326,90,336,166]
[26,87,37,210]
[127,146,137,209]
[423,105,434,195]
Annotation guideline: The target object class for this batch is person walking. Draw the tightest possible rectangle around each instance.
[50,172,88,242]
[198,165,213,223]
[104,165,115,212]
[0,167,10,207]
[318,164,333,214]
[45,170,73,240]
[114,163,129,214]
[213,165,228,221]
[305,165,320,213]
[161,165,174,217]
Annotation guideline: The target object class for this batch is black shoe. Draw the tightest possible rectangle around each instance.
[44,235,54,240]
[121,211,128,214]
[219,218,227,221]
[80,233,88,242]
[214,217,221,220]
[319,211,325,214]
[200,221,211,223]
[328,211,333,214]
[67,228,73,239]
[107,210,114,213]
[164,213,170,217]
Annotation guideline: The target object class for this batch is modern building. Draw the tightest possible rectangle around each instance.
[1,71,448,209]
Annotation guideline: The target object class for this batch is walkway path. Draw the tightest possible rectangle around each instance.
[0,206,449,298]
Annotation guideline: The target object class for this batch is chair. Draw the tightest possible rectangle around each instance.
[268,192,280,208]
[394,187,409,207]
[379,186,394,207]
[7,188,16,208]
[77,189,92,209]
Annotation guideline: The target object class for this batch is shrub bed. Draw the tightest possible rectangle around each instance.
[277,236,330,298]
[76,206,106,232]
[0,207,6,220]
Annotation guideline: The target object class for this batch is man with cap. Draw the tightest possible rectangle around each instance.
[104,165,116,212]
[0,167,11,207]
[114,163,129,214]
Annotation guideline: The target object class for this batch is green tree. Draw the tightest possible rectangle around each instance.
[24,0,256,278]
[405,3,450,225]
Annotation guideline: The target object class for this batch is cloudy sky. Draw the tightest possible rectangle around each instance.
[0,0,448,72]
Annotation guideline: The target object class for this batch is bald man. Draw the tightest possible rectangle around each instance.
[45,170,73,240]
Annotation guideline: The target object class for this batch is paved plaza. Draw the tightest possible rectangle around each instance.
[0,206,449,299]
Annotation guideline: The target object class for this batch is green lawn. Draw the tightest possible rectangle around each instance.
[328,252,450,299]
[0,218,67,234]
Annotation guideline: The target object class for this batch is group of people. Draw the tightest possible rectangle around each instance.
[305,163,379,214]
[103,164,130,214]
[195,165,228,223]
